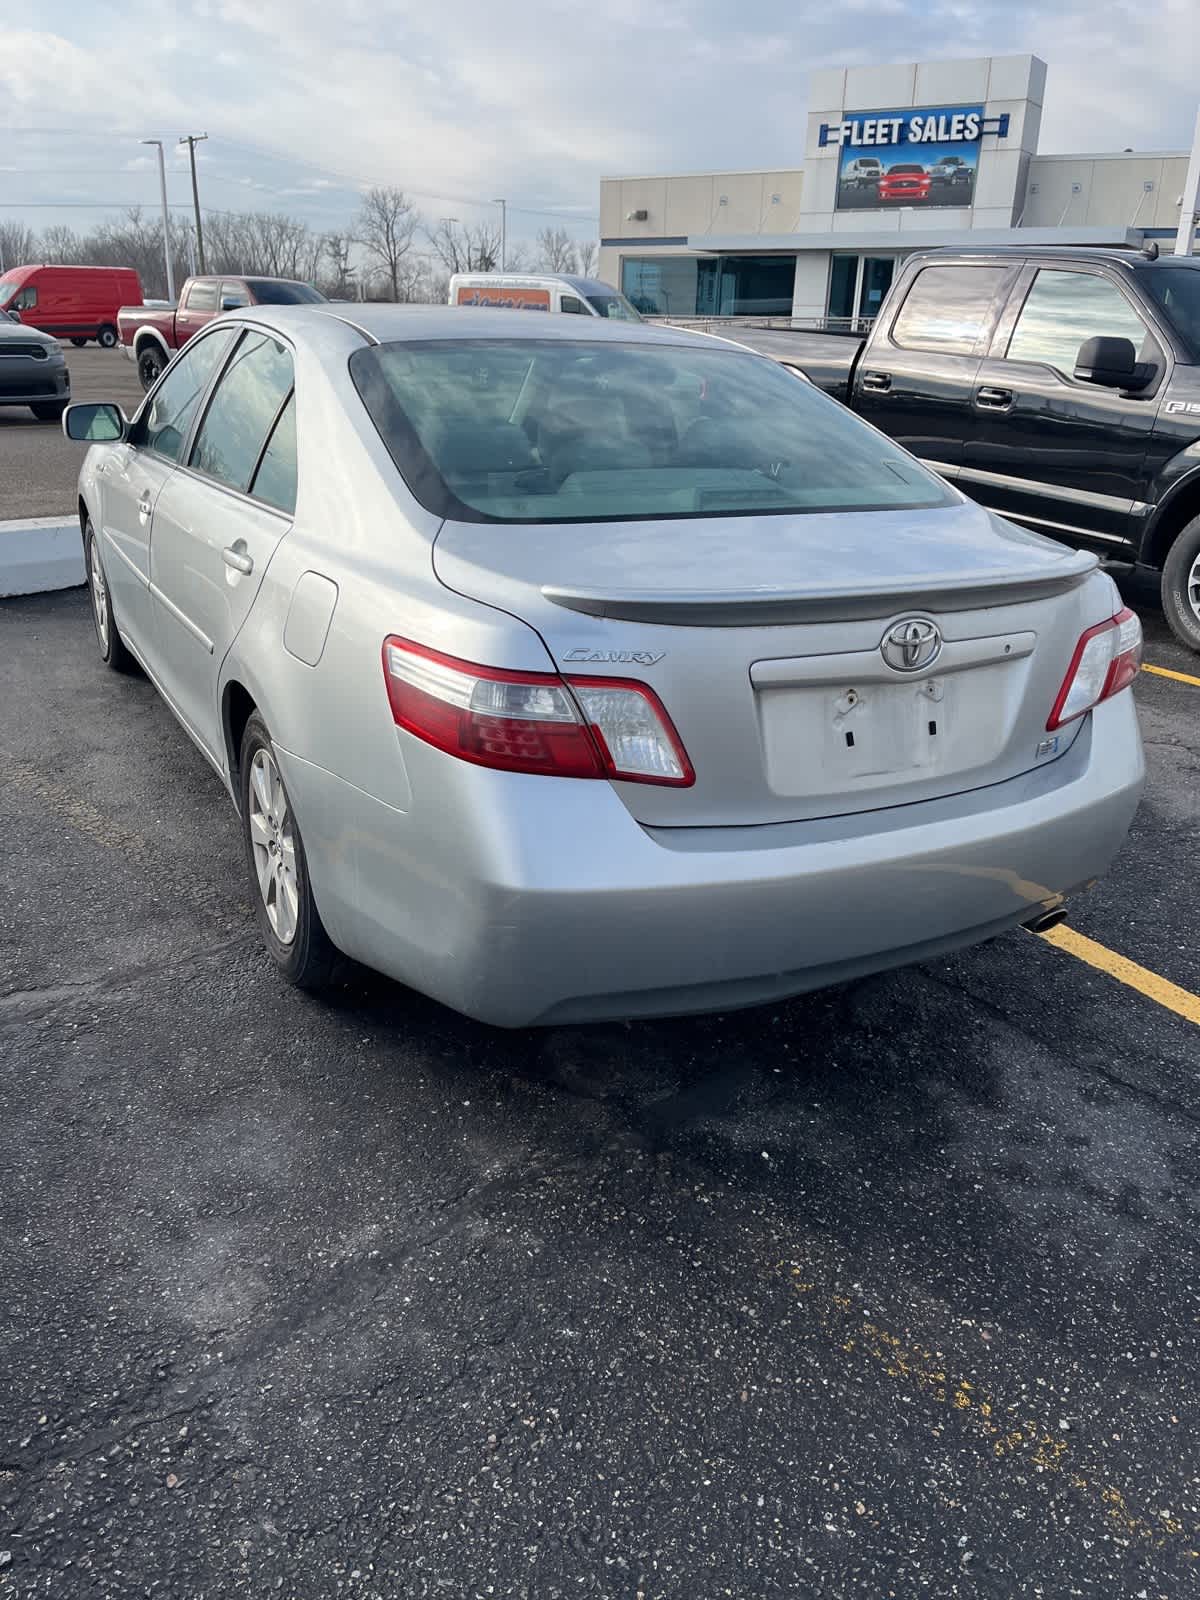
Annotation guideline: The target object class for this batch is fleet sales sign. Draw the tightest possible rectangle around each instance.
[832,103,985,211]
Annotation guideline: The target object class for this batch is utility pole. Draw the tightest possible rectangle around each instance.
[140,139,177,301]
[1176,105,1200,259]
[178,133,208,273]
[493,198,507,270]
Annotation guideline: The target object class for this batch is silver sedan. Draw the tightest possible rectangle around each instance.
[64,305,1145,1025]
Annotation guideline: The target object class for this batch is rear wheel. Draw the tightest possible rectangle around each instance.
[1161,514,1200,654]
[96,324,118,350]
[84,520,135,673]
[31,401,67,422]
[136,342,165,391]
[240,713,337,990]
[70,337,87,348]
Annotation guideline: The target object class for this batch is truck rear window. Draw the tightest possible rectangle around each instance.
[350,338,954,525]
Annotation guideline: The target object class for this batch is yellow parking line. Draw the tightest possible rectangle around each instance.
[1037,924,1200,1026]
[1142,663,1200,688]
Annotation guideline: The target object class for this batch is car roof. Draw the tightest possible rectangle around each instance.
[917,245,1195,271]
[238,302,730,350]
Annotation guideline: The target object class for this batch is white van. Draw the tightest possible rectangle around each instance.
[448,273,641,321]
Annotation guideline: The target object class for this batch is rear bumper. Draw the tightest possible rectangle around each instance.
[277,693,1144,1027]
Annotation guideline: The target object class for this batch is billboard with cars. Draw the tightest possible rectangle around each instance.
[833,105,983,210]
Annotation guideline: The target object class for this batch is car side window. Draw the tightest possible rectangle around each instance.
[248,394,297,514]
[891,265,1010,356]
[185,281,218,313]
[222,281,251,310]
[1005,270,1157,378]
[560,295,586,315]
[141,328,235,463]
[189,331,294,495]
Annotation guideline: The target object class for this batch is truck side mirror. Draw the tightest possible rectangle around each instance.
[1074,335,1151,391]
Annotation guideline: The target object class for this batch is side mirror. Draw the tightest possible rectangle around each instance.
[7,308,21,322]
[1074,335,1152,391]
[62,401,128,443]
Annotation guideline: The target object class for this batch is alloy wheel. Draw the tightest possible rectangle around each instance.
[1188,552,1200,626]
[248,747,299,945]
[89,537,109,652]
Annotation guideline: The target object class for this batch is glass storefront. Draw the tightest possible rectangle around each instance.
[622,254,795,317]
[828,254,898,324]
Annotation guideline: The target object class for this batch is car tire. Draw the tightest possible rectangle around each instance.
[84,520,135,673]
[136,343,165,392]
[70,337,88,348]
[96,324,118,350]
[1160,514,1200,654]
[31,401,67,422]
[240,712,337,990]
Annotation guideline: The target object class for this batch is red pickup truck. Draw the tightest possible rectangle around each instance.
[118,274,326,390]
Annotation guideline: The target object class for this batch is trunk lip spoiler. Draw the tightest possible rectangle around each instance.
[541,553,1099,625]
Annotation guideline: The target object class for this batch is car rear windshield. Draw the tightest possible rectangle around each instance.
[245,280,325,305]
[349,338,954,524]
[1142,265,1200,360]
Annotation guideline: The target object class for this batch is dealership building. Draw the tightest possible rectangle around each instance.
[598,54,1199,323]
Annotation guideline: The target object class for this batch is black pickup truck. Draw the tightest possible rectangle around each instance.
[734,247,1200,652]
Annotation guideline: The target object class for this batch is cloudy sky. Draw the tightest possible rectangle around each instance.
[2,0,1198,246]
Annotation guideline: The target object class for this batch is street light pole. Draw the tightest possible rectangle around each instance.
[1176,105,1200,259]
[493,198,506,270]
[178,133,208,274]
[140,139,176,301]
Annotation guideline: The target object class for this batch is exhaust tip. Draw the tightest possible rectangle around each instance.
[1024,906,1068,935]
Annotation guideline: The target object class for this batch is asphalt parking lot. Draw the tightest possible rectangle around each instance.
[1,348,144,521]
[1,572,1198,1598]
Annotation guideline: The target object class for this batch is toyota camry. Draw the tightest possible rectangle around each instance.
[63,306,1144,1025]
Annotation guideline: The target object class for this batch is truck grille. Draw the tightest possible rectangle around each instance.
[0,343,49,360]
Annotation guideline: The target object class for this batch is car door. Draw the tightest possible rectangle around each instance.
[852,260,1018,474]
[149,328,297,757]
[961,265,1167,551]
[95,326,235,660]
[173,280,219,347]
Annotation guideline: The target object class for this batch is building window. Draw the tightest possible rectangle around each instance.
[621,255,793,317]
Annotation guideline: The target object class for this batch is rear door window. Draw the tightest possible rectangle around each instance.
[141,328,235,463]
[248,394,298,514]
[184,281,218,313]
[189,330,294,495]
[891,264,1011,356]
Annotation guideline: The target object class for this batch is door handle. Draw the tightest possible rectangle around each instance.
[137,491,152,522]
[861,371,892,393]
[222,545,254,576]
[976,385,1014,411]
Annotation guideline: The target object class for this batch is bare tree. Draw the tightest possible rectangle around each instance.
[355,187,420,302]
[575,239,598,278]
[427,217,500,275]
[321,231,356,298]
[0,220,38,272]
[535,226,576,274]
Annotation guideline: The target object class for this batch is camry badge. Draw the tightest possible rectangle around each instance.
[565,648,666,666]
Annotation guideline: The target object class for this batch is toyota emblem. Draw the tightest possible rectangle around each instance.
[881,617,942,672]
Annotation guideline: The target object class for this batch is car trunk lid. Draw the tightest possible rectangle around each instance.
[432,500,1102,827]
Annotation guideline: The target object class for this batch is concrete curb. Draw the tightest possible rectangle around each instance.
[0,516,85,598]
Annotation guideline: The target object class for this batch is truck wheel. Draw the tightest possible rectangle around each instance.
[70,337,87,348]
[97,324,118,349]
[1161,514,1200,654]
[137,344,165,391]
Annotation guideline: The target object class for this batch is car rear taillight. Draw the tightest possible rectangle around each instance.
[382,638,694,786]
[1047,606,1143,730]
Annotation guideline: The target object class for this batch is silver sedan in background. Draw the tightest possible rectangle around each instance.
[64,306,1144,1025]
